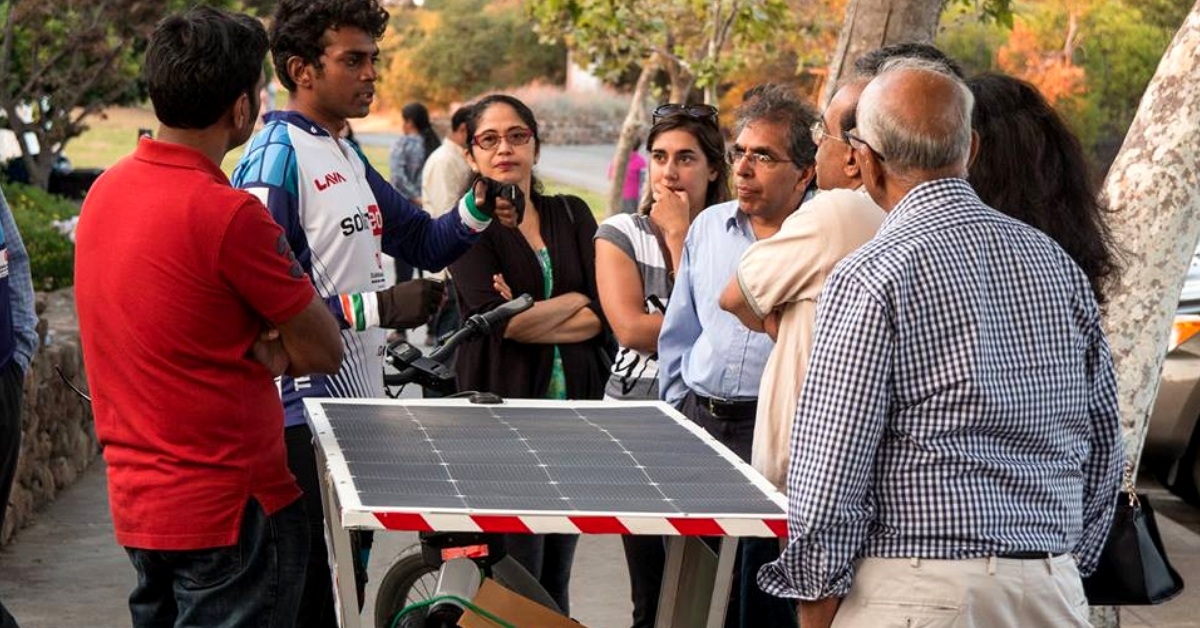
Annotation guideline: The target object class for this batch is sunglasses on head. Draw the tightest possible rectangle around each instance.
[652,103,719,124]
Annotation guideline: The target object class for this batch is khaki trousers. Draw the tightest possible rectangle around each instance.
[831,555,1091,628]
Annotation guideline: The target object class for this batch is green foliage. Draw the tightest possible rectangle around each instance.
[947,0,1016,28]
[937,0,1180,167]
[1078,2,1178,144]
[0,0,262,190]
[1,180,78,291]
[380,0,566,109]
[527,0,790,102]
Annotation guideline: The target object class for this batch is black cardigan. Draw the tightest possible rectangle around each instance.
[450,194,608,400]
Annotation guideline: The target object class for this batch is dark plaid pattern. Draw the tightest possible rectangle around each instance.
[759,178,1122,600]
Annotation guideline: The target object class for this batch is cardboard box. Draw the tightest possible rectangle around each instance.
[458,579,591,628]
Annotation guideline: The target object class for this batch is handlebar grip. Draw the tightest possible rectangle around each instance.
[478,294,534,329]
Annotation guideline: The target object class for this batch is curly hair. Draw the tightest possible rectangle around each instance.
[270,0,389,92]
[967,73,1119,303]
[734,84,819,169]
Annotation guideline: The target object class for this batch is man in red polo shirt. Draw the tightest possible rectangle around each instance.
[74,7,343,628]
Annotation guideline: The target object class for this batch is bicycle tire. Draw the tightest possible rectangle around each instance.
[374,553,438,628]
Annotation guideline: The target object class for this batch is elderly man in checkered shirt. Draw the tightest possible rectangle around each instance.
[758,58,1123,628]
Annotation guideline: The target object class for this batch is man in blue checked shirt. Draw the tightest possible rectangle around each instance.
[658,84,818,628]
[758,58,1122,628]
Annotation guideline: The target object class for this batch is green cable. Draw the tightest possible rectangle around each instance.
[389,593,519,628]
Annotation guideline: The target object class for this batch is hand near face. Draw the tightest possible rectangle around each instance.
[471,178,520,228]
[493,197,519,228]
[493,273,514,301]
[649,181,691,237]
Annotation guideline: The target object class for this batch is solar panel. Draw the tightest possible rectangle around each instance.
[305,398,787,536]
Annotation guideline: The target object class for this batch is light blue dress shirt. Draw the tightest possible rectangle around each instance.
[657,200,774,407]
[0,189,39,373]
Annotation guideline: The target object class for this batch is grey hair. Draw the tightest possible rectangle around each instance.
[856,57,975,176]
[734,84,820,168]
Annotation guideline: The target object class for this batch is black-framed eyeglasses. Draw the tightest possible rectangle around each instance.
[652,103,719,124]
[471,127,534,151]
[725,147,790,169]
[810,119,849,147]
[843,131,886,162]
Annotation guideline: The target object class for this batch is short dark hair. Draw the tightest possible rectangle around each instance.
[270,0,389,92]
[144,7,268,130]
[450,105,473,133]
[853,43,964,79]
[734,84,819,168]
[639,111,732,214]
[967,72,1119,303]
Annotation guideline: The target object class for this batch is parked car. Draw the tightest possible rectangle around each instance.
[1144,245,1200,503]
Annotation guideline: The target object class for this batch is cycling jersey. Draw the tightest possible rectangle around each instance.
[232,111,489,426]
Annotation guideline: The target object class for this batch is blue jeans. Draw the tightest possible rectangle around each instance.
[125,497,308,628]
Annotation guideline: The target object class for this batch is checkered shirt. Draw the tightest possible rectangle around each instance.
[758,178,1123,600]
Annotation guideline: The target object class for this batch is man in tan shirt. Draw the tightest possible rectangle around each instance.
[719,79,885,489]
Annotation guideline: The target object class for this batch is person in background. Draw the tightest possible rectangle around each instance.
[389,102,441,289]
[609,142,648,214]
[0,187,39,628]
[421,105,474,218]
[718,78,884,493]
[594,103,730,628]
[967,72,1118,304]
[759,58,1122,628]
[420,104,475,350]
[449,94,609,614]
[74,8,344,627]
[657,84,816,628]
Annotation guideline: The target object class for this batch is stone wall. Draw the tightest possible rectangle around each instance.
[1,288,98,547]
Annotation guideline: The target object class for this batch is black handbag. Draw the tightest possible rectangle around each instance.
[1082,464,1185,605]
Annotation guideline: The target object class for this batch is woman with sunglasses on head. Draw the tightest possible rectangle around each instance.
[594,103,730,628]
[448,94,608,615]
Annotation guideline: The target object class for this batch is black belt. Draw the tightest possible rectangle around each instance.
[996,551,1061,560]
[694,393,757,420]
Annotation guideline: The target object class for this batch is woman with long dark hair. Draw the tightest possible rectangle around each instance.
[594,104,730,627]
[448,94,608,614]
[389,102,441,287]
[967,73,1119,303]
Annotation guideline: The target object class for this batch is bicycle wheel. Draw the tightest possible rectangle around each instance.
[374,554,438,628]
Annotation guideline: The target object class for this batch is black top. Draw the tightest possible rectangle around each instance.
[450,194,608,400]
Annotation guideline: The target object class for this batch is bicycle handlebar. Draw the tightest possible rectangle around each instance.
[384,294,534,390]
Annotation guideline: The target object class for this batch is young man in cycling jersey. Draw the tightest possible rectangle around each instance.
[75,8,344,628]
[231,1,513,624]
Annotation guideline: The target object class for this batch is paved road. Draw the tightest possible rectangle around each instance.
[356,132,616,195]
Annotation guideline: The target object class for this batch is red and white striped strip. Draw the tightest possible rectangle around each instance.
[371,512,788,538]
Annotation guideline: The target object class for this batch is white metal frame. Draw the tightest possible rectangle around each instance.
[304,397,786,628]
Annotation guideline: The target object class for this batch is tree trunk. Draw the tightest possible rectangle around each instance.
[823,0,943,105]
[606,56,657,217]
[1091,4,1200,627]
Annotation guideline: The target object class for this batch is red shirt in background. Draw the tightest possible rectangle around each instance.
[75,138,314,550]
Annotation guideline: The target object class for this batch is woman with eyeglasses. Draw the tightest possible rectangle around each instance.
[448,94,608,614]
[594,103,731,628]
